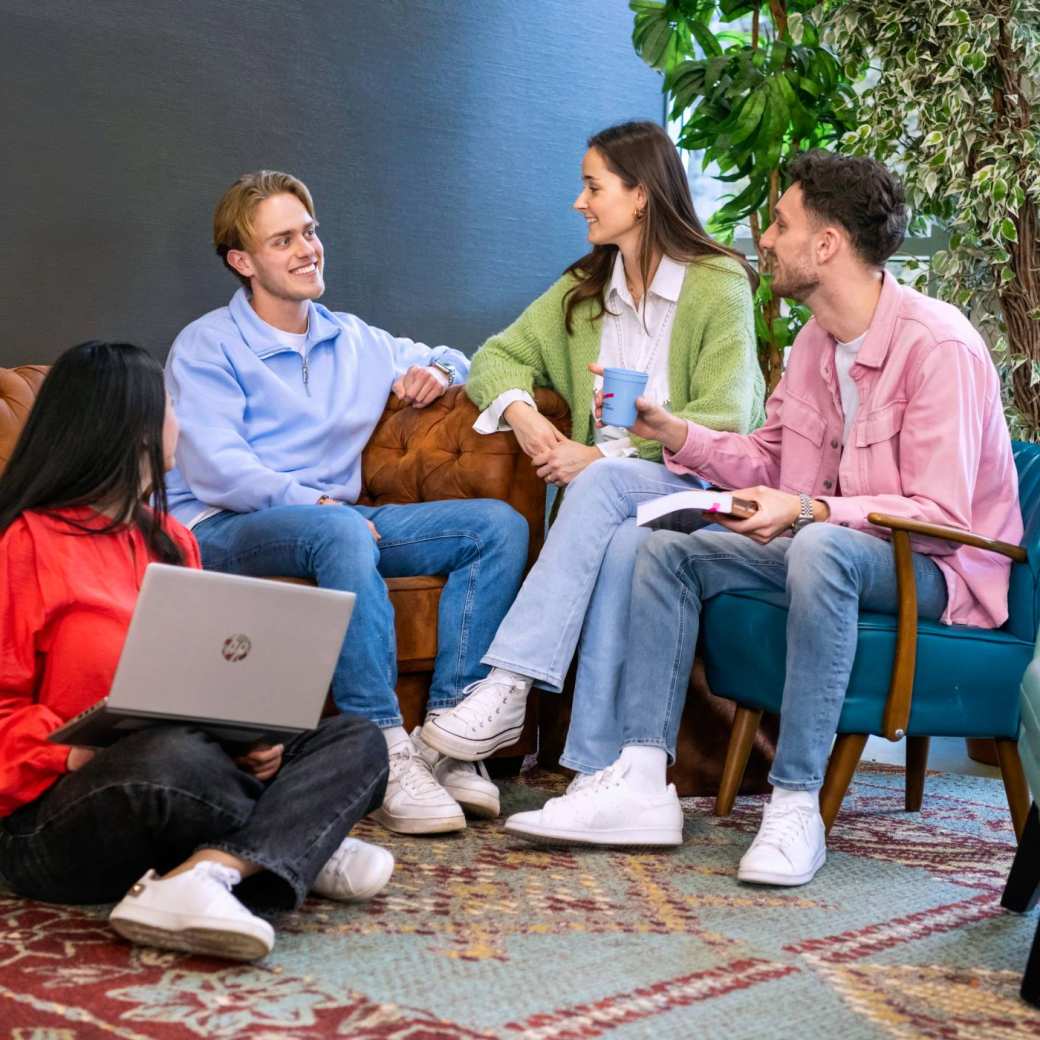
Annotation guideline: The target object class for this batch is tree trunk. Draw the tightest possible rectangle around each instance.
[1002,200,1040,440]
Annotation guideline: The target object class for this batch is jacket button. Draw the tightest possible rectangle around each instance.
[823,479,834,490]
[830,438,840,449]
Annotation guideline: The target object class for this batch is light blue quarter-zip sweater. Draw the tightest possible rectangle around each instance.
[164,289,470,525]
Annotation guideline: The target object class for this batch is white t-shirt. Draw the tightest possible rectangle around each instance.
[835,332,867,446]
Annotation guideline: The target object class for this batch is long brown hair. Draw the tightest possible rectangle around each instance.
[563,121,757,333]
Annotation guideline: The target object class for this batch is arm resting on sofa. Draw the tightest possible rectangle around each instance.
[866,512,1028,740]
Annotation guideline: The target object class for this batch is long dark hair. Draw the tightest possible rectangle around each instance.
[0,341,184,564]
[563,121,758,332]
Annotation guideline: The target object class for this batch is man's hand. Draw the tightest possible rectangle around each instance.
[588,363,687,451]
[234,743,284,782]
[66,747,95,771]
[504,402,566,458]
[392,365,450,408]
[532,440,602,485]
[715,486,806,544]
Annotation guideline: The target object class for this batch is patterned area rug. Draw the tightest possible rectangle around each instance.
[2,764,1039,1040]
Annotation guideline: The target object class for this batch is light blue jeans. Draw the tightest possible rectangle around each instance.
[619,523,949,790]
[195,499,529,728]
[481,457,709,773]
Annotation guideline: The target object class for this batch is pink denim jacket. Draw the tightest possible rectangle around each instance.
[664,272,1023,628]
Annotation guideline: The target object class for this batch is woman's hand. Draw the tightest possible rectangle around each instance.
[532,440,602,485]
[504,402,566,458]
[66,747,95,771]
[234,743,284,782]
[392,365,449,408]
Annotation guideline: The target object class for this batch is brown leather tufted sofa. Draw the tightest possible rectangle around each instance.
[0,365,570,758]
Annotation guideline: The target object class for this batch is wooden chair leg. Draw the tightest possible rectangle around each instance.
[905,735,929,812]
[714,707,763,816]
[1002,803,1040,912]
[820,733,868,834]
[995,738,1030,841]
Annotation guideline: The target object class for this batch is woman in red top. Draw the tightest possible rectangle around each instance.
[0,341,393,961]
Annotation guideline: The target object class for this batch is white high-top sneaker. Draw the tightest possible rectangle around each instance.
[504,760,683,846]
[312,837,395,901]
[411,728,500,818]
[109,862,274,961]
[420,673,529,761]
[369,739,466,835]
[737,800,827,886]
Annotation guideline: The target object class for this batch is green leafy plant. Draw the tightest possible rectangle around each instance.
[825,1,1040,439]
[631,0,859,390]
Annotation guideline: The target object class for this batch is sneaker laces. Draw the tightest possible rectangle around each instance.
[389,745,447,798]
[753,803,815,854]
[449,678,526,729]
[191,861,242,891]
[565,760,628,800]
[321,838,360,879]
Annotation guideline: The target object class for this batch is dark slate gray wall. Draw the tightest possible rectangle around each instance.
[0,1,662,364]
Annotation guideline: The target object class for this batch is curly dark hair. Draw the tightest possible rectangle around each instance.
[784,150,908,266]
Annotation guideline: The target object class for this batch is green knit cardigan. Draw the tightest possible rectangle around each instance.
[466,255,765,460]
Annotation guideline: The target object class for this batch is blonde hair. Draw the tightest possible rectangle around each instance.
[213,171,316,287]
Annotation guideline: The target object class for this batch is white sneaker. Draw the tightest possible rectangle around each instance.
[565,772,597,795]
[420,675,529,761]
[737,801,827,886]
[504,761,683,846]
[108,862,274,961]
[312,837,395,901]
[369,741,466,835]
[412,728,500,818]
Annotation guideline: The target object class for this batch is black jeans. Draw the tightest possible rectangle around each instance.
[0,714,388,910]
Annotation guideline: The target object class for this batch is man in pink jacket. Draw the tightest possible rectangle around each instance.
[503,151,1023,885]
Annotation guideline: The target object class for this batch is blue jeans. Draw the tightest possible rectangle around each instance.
[481,458,708,772]
[195,500,528,727]
[0,715,387,909]
[619,524,949,790]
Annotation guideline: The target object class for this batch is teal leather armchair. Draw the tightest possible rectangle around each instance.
[704,441,1040,838]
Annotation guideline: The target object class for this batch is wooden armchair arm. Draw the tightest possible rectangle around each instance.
[865,512,1027,740]
[867,513,1027,563]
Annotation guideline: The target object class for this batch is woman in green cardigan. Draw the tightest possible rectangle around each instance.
[422,121,764,797]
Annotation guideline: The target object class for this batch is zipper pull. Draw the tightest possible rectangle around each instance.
[301,354,311,396]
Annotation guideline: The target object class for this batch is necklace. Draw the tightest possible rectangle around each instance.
[612,295,676,377]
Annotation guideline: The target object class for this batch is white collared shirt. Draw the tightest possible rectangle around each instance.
[473,254,686,457]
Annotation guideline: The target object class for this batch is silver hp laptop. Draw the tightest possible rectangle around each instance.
[49,563,355,748]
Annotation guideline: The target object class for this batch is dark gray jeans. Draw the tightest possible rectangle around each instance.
[0,714,387,910]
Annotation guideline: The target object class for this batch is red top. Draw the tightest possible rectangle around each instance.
[0,508,200,817]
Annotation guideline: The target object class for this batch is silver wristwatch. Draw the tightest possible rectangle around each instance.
[791,492,815,534]
[431,360,456,386]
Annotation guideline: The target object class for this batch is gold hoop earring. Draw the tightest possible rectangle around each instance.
[635,209,645,221]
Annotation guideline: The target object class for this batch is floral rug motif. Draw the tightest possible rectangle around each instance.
[1,764,1038,1039]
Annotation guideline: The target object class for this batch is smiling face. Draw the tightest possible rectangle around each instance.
[759,183,824,302]
[573,147,646,254]
[226,192,325,306]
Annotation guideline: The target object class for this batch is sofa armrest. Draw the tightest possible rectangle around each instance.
[361,386,571,567]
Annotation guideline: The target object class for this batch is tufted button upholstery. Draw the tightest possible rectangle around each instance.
[0,365,571,751]
[0,366,48,471]
[361,386,570,569]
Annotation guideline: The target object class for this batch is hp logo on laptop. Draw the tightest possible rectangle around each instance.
[222,634,252,663]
